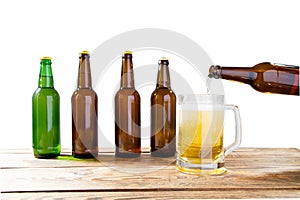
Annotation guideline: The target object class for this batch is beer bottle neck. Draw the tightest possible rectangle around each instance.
[120,55,135,88]
[39,59,54,88]
[157,60,171,88]
[209,65,255,84]
[77,54,92,89]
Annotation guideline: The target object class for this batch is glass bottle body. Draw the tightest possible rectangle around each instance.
[72,89,98,158]
[151,88,176,157]
[115,88,141,157]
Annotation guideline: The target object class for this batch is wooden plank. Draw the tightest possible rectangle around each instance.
[1,148,299,169]
[1,149,300,192]
[2,190,300,199]
[1,166,299,192]
[1,148,299,199]
[0,148,162,169]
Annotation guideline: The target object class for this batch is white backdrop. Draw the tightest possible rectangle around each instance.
[0,0,299,149]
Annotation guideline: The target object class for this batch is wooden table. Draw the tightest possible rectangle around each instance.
[1,148,300,199]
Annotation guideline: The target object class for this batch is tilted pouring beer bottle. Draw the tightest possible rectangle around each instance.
[151,58,176,157]
[208,62,299,95]
[115,51,141,158]
[32,57,60,158]
[72,51,98,158]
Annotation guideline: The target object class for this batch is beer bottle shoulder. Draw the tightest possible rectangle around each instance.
[151,87,176,99]
[251,62,275,72]
[71,88,98,99]
[115,88,140,99]
[33,87,60,99]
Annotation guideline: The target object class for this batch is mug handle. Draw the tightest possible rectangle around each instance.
[224,104,242,156]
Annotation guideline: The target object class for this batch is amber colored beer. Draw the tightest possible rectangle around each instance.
[115,51,141,158]
[151,58,176,157]
[178,110,224,167]
[72,51,98,158]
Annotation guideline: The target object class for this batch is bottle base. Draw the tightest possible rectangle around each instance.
[34,153,60,159]
[115,151,141,158]
[151,150,175,158]
[73,153,98,159]
[33,148,60,159]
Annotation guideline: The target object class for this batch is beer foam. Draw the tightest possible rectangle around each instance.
[179,104,224,111]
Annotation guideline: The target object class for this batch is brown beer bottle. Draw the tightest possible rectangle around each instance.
[115,51,141,158]
[209,62,299,95]
[72,51,98,158]
[151,58,176,157]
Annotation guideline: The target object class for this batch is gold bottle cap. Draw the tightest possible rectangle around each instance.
[160,57,169,61]
[80,50,90,55]
[123,50,133,55]
[159,57,169,65]
[40,56,52,60]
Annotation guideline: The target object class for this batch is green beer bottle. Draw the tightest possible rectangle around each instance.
[32,57,60,158]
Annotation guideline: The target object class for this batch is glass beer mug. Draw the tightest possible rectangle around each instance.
[176,94,242,175]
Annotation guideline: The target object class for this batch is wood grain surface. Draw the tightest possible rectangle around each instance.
[1,148,299,199]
